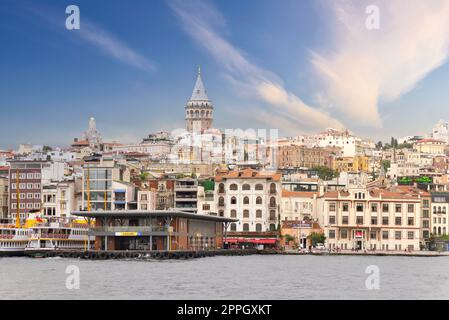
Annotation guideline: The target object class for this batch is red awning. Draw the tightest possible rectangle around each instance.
[225,238,277,244]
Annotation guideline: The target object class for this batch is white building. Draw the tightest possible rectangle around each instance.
[215,168,281,232]
[281,190,317,221]
[197,185,216,215]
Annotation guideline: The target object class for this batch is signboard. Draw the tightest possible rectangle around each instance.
[115,232,142,236]
[355,231,363,238]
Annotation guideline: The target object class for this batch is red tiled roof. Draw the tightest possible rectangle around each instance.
[281,189,317,198]
[215,168,281,182]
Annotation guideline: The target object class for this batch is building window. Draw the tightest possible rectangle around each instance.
[229,184,238,191]
[382,204,389,213]
[423,220,429,228]
[371,216,378,225]
[256,197,262,205]
[329,203,336,212]
[395,217,402,226]
[329,216,336,224]
[269,197,276,207]
[371,203,378,212]
[218,197,225,206]
[407,231,414,240]
[243,223,250,231]
[243,210,249,218]
[342,203,349,212]
[269,210,276,221]
[218,183,225,194]
[382,217,389,225]
[269,183,277,194]
[140,194,148,201]
[382,231,388,240]
[230,223,237,231]
[342,216,349,224]
[202,204,210,211]
[255,184,263,191]
[341,229,348,239]
[408,204,414,213]
[328,230,336,239]
[356,216,363,225]
[255,223,262,232]
[230,197,237,205]
[242,184,251,191]
[230,210,237,218]
[370,231,377,240]
[256,209,262,218]
[243,197,250,205]
[423,210,429,218]
[407,217,414,226]
[395,204,402,213]
[395,231,402,240]
[356,203,364,212]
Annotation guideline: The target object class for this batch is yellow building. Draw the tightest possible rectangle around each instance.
[333,156,369,173]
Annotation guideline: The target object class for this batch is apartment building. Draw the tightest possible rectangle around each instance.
[147,177,175,210]
[215,168,281,232]
[333,156,369,173]
[319,188,423,251]
[8,160,46,221]
[430,192,449,236]
[277,145,337,169]
[174,178,198,213]
[137,189,156,211]
[0,176,8,218]
[280,190,317,222]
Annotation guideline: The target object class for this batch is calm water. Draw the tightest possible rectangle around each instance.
[1,255,449,299]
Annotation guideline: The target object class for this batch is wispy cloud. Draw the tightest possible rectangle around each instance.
[78,21,155,72]
[312,0,449,127]
[28,4,155,72]
[168,0,343,135]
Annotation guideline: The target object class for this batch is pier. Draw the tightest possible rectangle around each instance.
[24,248,258,260]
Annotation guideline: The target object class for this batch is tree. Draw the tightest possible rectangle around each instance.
[139,172,149,182]
[381,160,391,172]
[312,166,338,181]
[307,232,326,247]
[375,141,383,150]
[42,145,53,153]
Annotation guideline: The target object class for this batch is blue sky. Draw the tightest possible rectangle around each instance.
[1,0,449,149]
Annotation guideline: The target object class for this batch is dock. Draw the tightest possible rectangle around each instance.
[24,248,258,260]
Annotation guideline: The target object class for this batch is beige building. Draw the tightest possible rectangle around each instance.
[280,190,318,222]
[0,176,8,219]
[215,168,281,232]
[319,188,423,251]
[277,145,337,169]
[430,192,449,236]
[414,139,446,155]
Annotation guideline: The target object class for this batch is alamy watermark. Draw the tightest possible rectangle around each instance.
[365,265,380,290]
[65,265,80,290]
[66,5,80,30]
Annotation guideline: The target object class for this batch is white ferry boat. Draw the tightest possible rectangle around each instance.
[25,218,94,252]
[0,220,31,256]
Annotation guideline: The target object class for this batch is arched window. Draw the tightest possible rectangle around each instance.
[444,207,447,214]
[434,207,437,214]
[256,197,262,205]
[219,210,224,217]
[230,210,237,218]
[256,223,262,232]
[243,196,250,205]
[256,209,262,218]
[438,227,442,235]
[269,197,276,207]
[201,110,205,117]
[243,210,249,218]
[270,183,277,194]
[269,210,276,221]
[218,183,225,194]
[242,184,251,191]
[230,223,237,231]
[195,110,199,118]
[218,197,224,206]
[243,223,250,231]
[434,227,437,234]
[255,184,264,191]
[230,184,238,191]
[230,197,237,205]
[269,224,276,231]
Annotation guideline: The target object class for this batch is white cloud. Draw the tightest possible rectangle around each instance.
[79,22,156,72]
[168,0,343,135]
[312,0,449,127]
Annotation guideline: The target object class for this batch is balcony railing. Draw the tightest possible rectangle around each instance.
[91,226,167,233]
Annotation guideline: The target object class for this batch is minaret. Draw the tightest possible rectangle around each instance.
[185,66,214,133]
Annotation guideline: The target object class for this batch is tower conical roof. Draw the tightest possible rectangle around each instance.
[190,66,209,101]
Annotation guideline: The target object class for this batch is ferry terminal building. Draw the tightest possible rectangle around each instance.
[72,210,237,251]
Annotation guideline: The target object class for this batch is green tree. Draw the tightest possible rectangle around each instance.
[42,145,53,153]
[375,141,383,150]
[307,232,326,247]
[382,160,391,172]
[312,166,338,180]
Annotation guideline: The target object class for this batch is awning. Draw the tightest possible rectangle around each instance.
[224,238,277,244]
